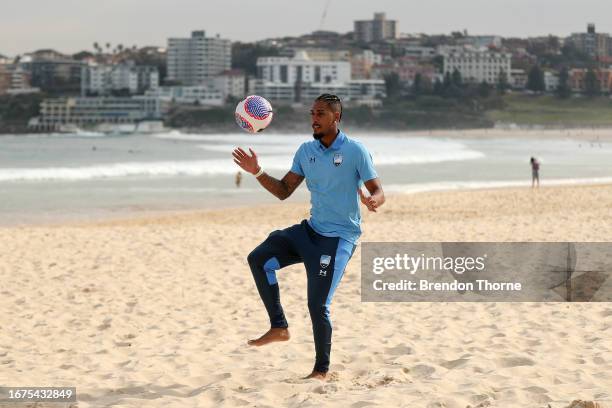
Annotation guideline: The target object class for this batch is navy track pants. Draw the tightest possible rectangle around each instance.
[247,219,356,373]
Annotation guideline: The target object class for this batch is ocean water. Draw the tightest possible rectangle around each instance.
[1,130,611,225]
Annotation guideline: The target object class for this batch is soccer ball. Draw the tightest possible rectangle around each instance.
[235,95,273,133]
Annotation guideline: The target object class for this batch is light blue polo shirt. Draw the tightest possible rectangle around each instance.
[290,130,378,244]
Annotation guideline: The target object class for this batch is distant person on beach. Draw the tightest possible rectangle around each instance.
[530,157,540,188]
[232,94,385,380]
[235,171,242,188]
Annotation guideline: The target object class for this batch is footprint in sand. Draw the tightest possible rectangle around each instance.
[599,308,612,317]
[97,317,112,331]
[522,384,548,394]
[426,402,448,408]
[469,393,492,406]
[408,364,436,378]
[351,402,376,408]
[439,358,469,369]
[384,344,413,356]
[593,356,605,364]
[497,356,535,367]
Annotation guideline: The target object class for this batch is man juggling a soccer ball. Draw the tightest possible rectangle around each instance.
[232,94,385,380]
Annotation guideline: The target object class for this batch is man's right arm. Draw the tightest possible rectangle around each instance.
[232,146,304,200]
[255,170,304,200]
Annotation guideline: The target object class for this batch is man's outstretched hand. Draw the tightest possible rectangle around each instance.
[233,147,260,175]
[359,188,380,212]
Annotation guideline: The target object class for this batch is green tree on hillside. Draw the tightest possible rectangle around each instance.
[561,42,592,65]
[452,69,463,87]
[527,65,545,92]
[433,78,443,96]
[478,81,492,98]
[496,69,509,94]
[584,68,600,97]
[440,71,463,98]
[412,73,423,96]
[384,72,401,100]
[556,67,571,98]
[443,72,452,89]
[432,55,444,72]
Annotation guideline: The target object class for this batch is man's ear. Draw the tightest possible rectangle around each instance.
[335,111,341,123]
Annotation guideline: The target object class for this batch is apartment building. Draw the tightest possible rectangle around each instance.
[167,30,231,86]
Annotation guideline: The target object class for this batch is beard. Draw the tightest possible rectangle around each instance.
[312,132,324,140]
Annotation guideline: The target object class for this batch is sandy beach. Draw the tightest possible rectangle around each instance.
[1,184,611,408]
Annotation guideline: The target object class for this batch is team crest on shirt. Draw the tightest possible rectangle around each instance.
[333,153,343,167]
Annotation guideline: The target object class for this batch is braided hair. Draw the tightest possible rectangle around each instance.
[315,93,343,121]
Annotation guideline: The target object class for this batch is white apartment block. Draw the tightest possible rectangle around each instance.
[145,86,224,106]
[10,65,29,89]
[38,97,161,127]
[253,51,384,103]
[211,70,246,100]
[544,71,559,92]
[257,51,351,85]
[167,30,231,86]
[403,46,436,59]
[457,35,503,49]
[443,51,511,84]
[286,48,351,62]
[249,79,386,104]
[82,63,159,95]
[568,24,610,59]
[350,50,383,79]
[510,69,527,89]
[353,50,382,65]
[0,63,40,95]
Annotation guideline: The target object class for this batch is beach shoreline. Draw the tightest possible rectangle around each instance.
[2,181,611,229]
[4,124,612,141]
[180,125,612,142]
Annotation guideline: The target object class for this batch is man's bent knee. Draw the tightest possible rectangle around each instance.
[247,246,266,269]
[247,249,257,266]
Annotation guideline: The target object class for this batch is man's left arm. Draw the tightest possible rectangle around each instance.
[359,178,385,212]
[356,144,385,212]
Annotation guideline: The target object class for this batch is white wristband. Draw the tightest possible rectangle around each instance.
[253,167,264,178]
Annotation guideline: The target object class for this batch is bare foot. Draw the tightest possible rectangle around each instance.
[303,371,327,380]
[247,327,290,346]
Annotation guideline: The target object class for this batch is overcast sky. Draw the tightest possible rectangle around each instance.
[1,0,612,56]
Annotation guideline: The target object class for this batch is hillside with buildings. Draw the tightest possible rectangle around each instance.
[3,14,612,133]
